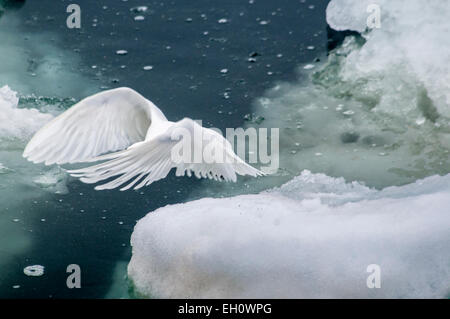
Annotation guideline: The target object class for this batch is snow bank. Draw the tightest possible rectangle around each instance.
[128,171,450,298]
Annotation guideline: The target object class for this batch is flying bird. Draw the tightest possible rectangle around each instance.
[23,87,263,191]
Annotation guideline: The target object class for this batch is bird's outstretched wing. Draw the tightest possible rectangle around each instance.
[68,118,264,191]
[23,87,154,165]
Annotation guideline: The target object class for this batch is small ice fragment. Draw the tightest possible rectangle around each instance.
[0,163,9,174]
[130,6,148,13]
[116,50,128,55]
[307,46,315,50]
[259,20,269,25]
[134,16,145,21]
[24,265,45,277]
[220,68,228,74]
[143,65,153,71]
[218,18,228,24]
[303,64,315,70]
[416,118,426,125]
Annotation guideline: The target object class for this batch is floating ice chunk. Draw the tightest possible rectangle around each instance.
[116,50,128,55]
[415,117,426,125]
[0,84,18,106]
[32,168,68,194]
[130,6,148,13]
[326,0,374,32]
[128,171,450,298]
[326,0,450,118]
[0,86,53,141]
[24,265,45,277]
[0,163,10,174]
[33,171,62,188]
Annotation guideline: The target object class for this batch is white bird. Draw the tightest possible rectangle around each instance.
[23,87,263,191]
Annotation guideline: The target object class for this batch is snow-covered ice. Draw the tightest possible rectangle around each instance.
[129,171,450,298]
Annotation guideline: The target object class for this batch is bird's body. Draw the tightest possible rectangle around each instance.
[23,87,263,191]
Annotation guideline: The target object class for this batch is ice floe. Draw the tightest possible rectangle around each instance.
[129,171,450,298]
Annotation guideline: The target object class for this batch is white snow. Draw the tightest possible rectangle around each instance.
[326,0,450,118]
[129,171,450,298]
[0,86,53,141]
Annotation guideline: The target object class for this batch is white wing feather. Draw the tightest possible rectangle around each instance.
[23,87,154,165]
[67,118,264,191]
